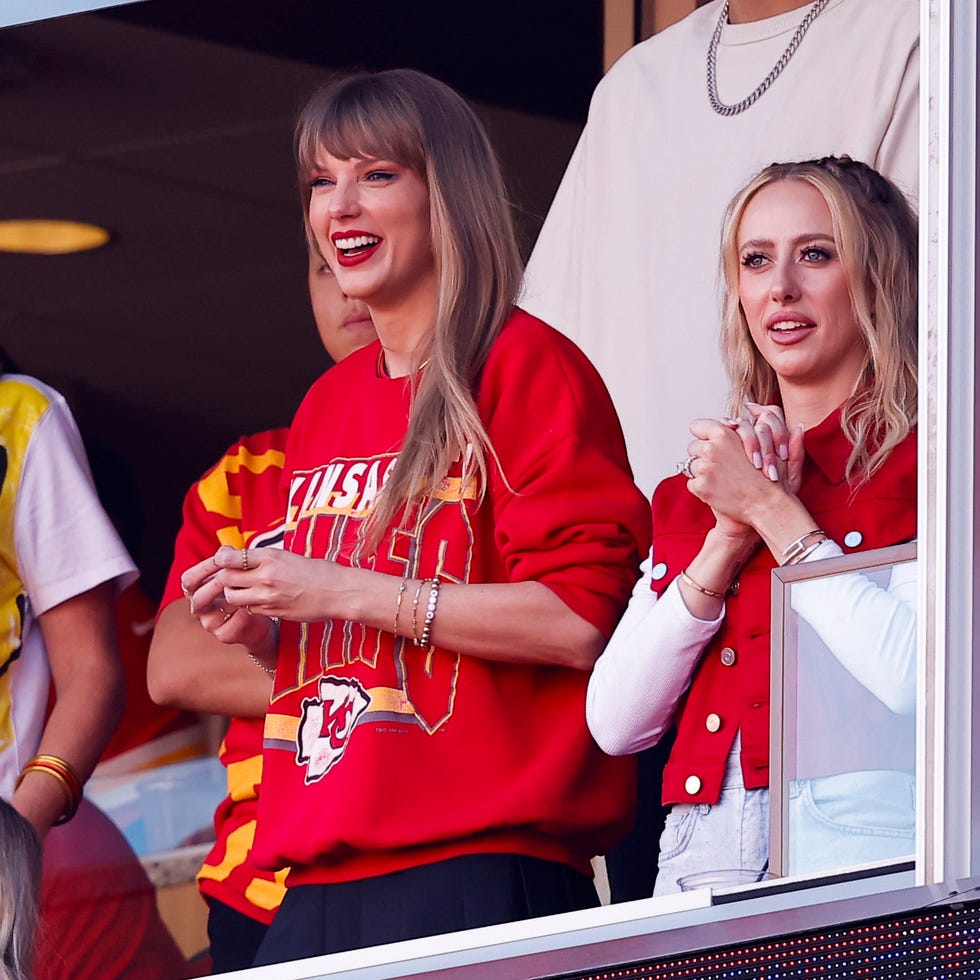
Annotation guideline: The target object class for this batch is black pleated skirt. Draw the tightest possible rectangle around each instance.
[253,852,598,967]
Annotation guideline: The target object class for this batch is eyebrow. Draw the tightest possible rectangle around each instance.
[310,156,400,174]
[738,233,837,251]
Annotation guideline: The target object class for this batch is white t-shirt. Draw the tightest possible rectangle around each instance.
[0,375,137,797]
[521,0,919,496]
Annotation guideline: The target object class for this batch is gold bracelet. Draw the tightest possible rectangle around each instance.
[248,652,276,677]
[415,579,441,648]
[680,569,727,600]
[783,537,829,566]
[411,579,429,643]
[16,756,83,824]
[31,754,83,794]
[780,528,826,565]
[393,578,408,635]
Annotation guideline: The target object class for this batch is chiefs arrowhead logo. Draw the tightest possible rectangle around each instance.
[296,676,371,783]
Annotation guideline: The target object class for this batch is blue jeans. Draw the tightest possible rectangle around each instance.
[654,741,768,897]
[787,769,915,875]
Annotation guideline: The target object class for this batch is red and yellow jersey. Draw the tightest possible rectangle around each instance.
[160,427,289,923]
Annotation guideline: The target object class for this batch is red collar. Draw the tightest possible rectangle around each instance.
[802,407,852,487]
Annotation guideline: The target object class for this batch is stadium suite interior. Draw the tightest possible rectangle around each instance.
[0,0,640,594]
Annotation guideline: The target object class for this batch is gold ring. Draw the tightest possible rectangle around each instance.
[246,605,253,616]
[221,610,234,623]
[242,549,250,571]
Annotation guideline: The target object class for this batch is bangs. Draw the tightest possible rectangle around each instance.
[296,77,426,179]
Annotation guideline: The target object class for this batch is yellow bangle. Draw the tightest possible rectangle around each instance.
[16,755,83,824]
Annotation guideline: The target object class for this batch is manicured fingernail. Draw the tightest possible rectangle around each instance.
[779,444,789,460]
[767,464,779,482]
[753,452,763,469]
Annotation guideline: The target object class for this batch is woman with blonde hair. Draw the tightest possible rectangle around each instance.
[181,69,649,963]
[587,156,918,893]
[0,799,41,980]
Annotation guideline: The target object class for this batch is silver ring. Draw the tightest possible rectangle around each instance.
[677,455,697,479]
[221,610,233,623]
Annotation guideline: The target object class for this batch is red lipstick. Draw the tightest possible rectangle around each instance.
[332,229,382,268]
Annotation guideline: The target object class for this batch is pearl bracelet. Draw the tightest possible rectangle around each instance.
[415,578,441,648]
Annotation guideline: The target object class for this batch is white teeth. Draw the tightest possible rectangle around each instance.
[770,321,811,331]
[335,235,380,251]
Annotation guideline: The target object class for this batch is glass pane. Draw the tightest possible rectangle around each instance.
[771,544,917,878]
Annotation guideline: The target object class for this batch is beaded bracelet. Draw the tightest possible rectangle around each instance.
[416,578,442,648]
[411,579,430,643]
[16,754,83,824]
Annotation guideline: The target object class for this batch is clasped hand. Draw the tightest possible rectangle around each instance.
[684,402,805,534]
[180,546,344,647]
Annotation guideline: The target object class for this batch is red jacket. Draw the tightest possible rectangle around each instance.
[649,411,917,805]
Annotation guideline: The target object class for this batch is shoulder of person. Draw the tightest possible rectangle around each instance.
[490,307,595,372]
[205,427,289,481]
[651,472,709,526]
[860,0,919,28]
[592,3,720,99]
[483,308,614,412]
[295,340,380,406]
[871,426,918,494]
[0,373,62,423]
[826,0,918,45]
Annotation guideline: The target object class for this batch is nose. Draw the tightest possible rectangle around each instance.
[769,261,801,303]
[328,177,361,219]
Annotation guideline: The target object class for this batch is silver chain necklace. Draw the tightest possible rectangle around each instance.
[706,0,833,117]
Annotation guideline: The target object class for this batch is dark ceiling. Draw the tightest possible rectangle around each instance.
[100,0,604,123]
[0,1,600,594]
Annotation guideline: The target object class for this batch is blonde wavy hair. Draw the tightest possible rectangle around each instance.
[0,800,41,980]
[295,70,523,549]
[720,156,918,484]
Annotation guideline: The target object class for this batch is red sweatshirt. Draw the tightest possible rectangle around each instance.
[255,309,651,884]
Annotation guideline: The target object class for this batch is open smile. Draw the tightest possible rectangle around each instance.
[332,230,382,267]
